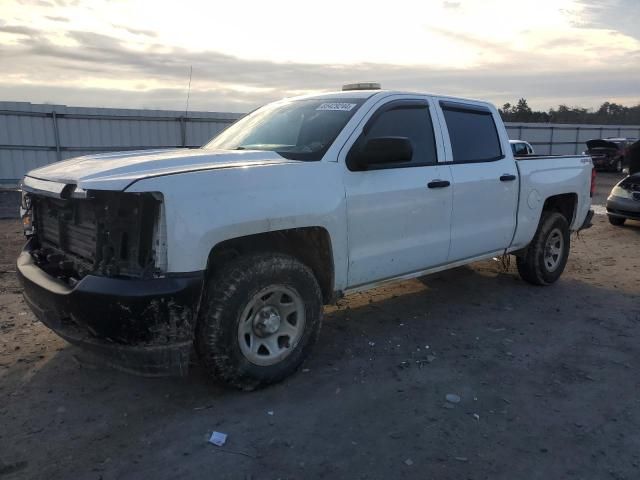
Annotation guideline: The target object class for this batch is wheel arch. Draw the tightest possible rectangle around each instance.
[203,227,336,305]
[541,193,578,225]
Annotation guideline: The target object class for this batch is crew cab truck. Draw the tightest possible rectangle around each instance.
[17,87,594,390]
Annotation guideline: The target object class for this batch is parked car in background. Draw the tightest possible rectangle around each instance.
[510,140,535,156]
[606,172,640,226]
[586,138,637,173]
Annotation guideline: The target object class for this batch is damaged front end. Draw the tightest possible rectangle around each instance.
[16,178,203,376]
[606,175,640,221]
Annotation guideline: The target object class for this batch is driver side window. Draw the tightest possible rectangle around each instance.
[365,105,438,167]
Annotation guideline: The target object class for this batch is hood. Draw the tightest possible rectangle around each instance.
[25,148,298,191]
[620,172,640,187]
[586,139,619,151]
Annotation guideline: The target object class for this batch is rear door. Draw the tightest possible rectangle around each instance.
[342,96,453,288]
[436,100,518,262]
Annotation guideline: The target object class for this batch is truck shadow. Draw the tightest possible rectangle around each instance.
[10,262,634,396]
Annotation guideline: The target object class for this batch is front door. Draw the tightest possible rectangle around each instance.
[343,99,453,288]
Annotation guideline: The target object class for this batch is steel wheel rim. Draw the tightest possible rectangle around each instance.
[238,285,306,366]
[543,227,564,272]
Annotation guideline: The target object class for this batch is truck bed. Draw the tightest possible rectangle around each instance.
[514,155,588,161]
[509,154,593,250]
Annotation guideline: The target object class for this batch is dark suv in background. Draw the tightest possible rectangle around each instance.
[585,138,637,172]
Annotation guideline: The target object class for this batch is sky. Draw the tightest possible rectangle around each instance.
[0,0,638,113]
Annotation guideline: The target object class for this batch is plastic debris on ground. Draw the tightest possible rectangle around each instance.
[208,431,228,447]
[445,393,461,404]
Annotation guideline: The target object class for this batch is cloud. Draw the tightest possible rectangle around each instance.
[0,83,266,112]
[0,25,638,112]
[15,0,56,6]
[111,24,157,37]
[443,1,461,9]
[45,15,69,22]
[427,26,516,61]
[0,24,41,36]
[575,0,640,40]
[536,37,589,49]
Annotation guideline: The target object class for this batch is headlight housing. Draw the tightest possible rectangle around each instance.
[610,185,632,199]
[19,188,34,236]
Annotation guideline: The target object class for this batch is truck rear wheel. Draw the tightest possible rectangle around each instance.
[516,212,570,286]
[196,253,322,390]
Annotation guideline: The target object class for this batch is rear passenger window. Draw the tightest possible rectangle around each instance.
[366,106,437,166]
[442,106,503,162]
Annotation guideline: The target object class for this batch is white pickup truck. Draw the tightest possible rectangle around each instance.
[17,86,594,389]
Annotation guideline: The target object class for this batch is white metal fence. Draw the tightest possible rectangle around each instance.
[0,102,242,186]
[2,101,639,186]
[504,122,640,156]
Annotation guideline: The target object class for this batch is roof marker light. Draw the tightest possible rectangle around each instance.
[342,82,382,91]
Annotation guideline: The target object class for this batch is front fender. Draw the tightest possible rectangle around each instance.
[125,162,349,290]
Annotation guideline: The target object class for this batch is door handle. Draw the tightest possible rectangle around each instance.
[500,174,517,182]
[427,180,450,188]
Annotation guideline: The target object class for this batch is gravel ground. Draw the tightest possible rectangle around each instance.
[1,172,639,480]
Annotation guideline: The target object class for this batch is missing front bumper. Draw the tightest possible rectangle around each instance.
[17,243,204,376]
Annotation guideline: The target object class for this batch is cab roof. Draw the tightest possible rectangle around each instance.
[288,89,496,110]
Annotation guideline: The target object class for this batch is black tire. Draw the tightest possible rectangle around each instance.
[196,253,322,390]
[516,212,570,286]
[608,215,626,226]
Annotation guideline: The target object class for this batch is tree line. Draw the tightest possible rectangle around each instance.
[499,99,640,125]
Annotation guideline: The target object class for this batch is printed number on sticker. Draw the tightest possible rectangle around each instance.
[316,103,357,112]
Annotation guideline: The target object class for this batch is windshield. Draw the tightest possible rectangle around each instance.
[204,98,366,160]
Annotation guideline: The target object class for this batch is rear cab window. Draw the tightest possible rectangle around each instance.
[439,101,503,162]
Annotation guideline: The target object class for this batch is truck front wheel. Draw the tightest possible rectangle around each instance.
[516,212,570,286]
[196,253,322,390]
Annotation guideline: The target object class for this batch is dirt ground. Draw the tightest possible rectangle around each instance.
[1,173,639,480]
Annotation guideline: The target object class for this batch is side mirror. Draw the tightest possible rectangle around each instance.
[348,136,413,170]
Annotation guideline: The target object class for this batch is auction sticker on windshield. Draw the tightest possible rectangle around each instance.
[316,103,357,111]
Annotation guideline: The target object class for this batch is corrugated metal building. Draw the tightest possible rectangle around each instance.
[505,122,640,155]
[2,101,639,187]
[0,101,242,186]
